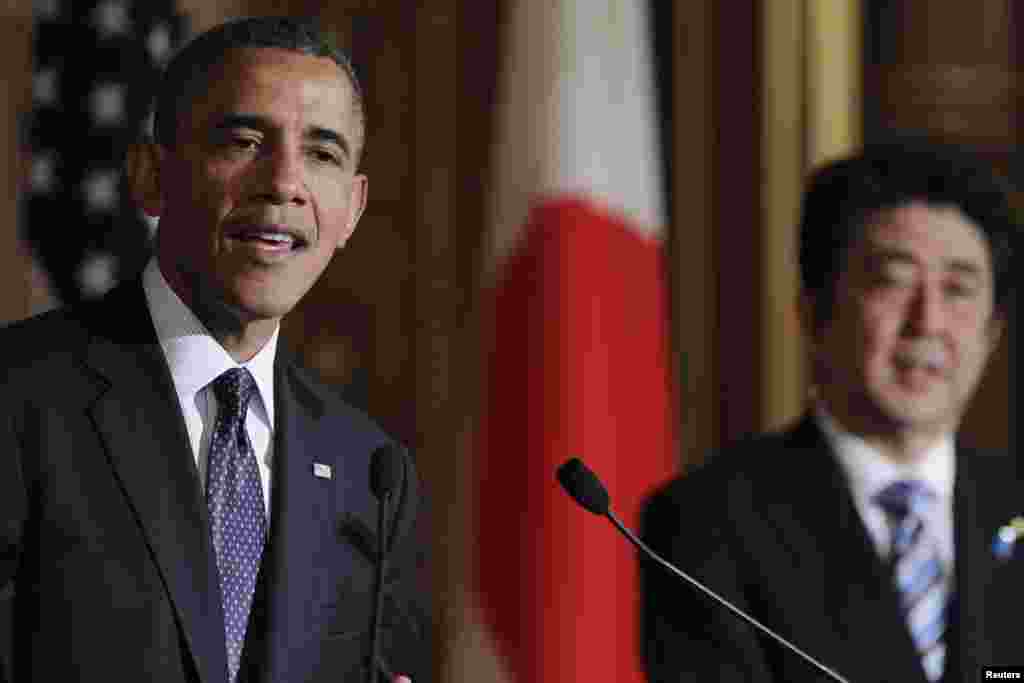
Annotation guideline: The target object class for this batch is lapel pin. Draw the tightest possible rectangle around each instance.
[992,516,1024,561]
[313,463,333,480]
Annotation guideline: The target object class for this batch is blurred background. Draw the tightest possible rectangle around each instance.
[1,0,1018,681]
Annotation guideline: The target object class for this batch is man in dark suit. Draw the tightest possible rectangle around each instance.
[0,17,430,683]
[642,139,1022,682]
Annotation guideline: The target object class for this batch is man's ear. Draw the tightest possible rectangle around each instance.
[125,140,165,218]
[336,174,368,250]
[986,311,1005,353]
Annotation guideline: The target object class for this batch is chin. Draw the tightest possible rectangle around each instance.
[879,399,954,434]
[243,301,296,322]
[228,290,298,323]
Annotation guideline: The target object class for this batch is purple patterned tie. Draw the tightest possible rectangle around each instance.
[206,368,266,683]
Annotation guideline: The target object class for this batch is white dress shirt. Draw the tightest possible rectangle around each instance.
[142,257,277,518]
[814,405,955,582]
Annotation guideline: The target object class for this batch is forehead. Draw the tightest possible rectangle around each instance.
[855,201,993,276]
[181,47,357,135]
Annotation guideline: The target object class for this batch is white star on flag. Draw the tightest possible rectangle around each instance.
[33,0,60,21]
[147,23,173,63]
[30,153,57,195]
[76,250,117,297]
[93,0,130,39]
[82,170,120,213]
[90,83,126,126]
[33,68,58,107]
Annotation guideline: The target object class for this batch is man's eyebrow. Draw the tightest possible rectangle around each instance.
[307,125,352,160]
[867,246,986,278]
[210,115,353,159]
[866,246,916,266]
[212,113,270,134]
[946,259,984,279]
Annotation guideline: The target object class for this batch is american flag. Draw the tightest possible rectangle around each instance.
[27,0,186,305]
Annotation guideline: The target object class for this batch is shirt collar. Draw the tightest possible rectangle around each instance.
[813,402,955,505]
[142,257,277,427]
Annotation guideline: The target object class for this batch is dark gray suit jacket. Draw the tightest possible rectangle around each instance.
[0,280,433,682]
[641,415,1022,683]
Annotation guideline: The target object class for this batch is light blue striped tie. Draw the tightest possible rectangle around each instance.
[875,480,947,682]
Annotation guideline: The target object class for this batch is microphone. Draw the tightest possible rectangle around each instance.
[556,457,851,683]
[371,444,405,500]
[367,444,404,683]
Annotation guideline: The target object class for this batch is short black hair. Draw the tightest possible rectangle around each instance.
[153,16,365,159]
[799,136,1020,326]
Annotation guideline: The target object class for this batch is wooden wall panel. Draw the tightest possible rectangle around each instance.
[863,0,1018,453]
[865,1,1019,156]
[283,6,419,446]
[0,1,37,324]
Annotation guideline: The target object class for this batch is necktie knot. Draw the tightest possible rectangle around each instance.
[875,479,935,522]
[212,367,257,420]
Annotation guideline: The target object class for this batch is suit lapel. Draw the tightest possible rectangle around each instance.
[762,417,927,683]
[81,282,228,683]
[254,358,333,683]
[947,445,1003,680]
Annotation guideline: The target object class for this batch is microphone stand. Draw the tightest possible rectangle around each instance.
[556,457,850,683]
[605,509,850,683]
[367,490,392,683]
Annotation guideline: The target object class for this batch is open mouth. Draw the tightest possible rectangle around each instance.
[892,347,948,382]
[228,226,309,251]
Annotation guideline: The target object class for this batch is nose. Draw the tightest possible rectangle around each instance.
[905,282,944,336]
[250,145,309,206]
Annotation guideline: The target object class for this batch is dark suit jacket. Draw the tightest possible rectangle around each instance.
[0,280,433,683]
[641,415,1022,683]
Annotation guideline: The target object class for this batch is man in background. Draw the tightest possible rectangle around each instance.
[642,139,1021,682]
[0,16,430,683]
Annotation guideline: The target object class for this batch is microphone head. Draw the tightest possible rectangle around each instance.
[556,457,610,515]
[370,444,404,500]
